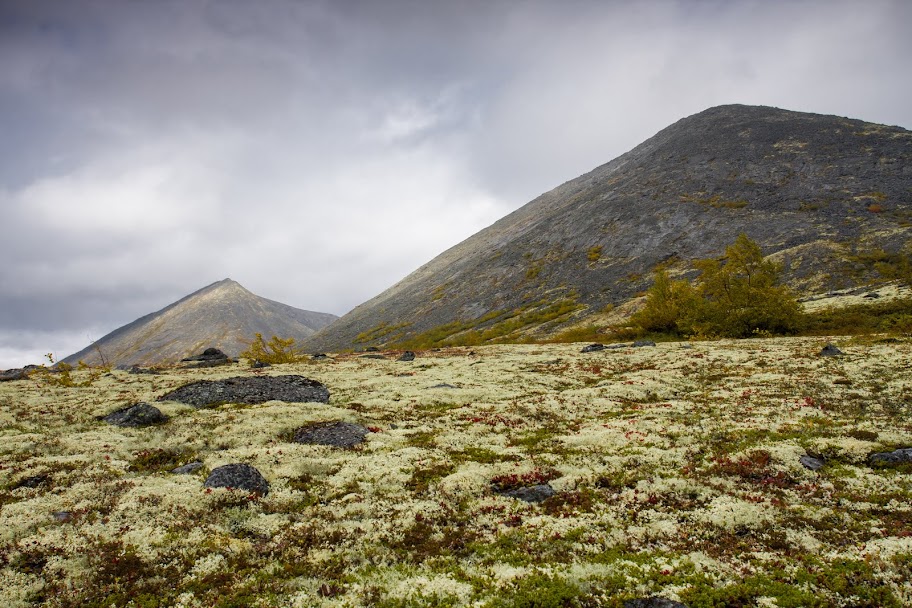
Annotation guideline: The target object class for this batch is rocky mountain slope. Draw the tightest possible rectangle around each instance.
[64,279,337,366]
[304,104,912,352]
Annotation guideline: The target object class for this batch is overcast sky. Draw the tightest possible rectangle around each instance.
[1,0,911,367]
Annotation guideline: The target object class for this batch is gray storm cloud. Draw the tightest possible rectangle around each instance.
[1,0,911,367]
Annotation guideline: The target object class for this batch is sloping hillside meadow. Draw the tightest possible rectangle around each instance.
[2,337,912,607]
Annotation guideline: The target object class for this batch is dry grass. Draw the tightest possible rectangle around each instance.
[2,337,911,606]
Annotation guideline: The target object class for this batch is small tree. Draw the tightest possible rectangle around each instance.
[240,333,302,364]
[632,234,801,338]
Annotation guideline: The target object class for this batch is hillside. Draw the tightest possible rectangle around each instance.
[63,279,337,366]
[304,104,912,352]
[2,338,911,606]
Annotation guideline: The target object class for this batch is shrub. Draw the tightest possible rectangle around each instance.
[239,333,303,365]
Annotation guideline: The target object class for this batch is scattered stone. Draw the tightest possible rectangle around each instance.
[171,461,204,475]
[251,360,271,369]
[293,421,369,449]
[127,365,160,375]
[181,347,232,368]
[800,455,826,471]
[819,343,843,357]
[204,463,269,495]
[13,474,50,490]
[0,368,29,382]
[623,598,688,608]
[397,351,416,362]
[868,448,912,466]
[102,403,169,427]
[360,354,386,360]
[429,383,457,389]
[52,511,72,522]
[312,353,328,360]
[498,484,555,503]
[864,292,881,299]
[158,375,330,408]
[633,340,657,348]
[581,343,606,353]
[365,346,380,352]
[605,343,630,349]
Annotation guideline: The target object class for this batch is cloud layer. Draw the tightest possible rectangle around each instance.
[2,0,911,367]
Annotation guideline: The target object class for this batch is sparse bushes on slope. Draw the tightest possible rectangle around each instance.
[632,234,802,338]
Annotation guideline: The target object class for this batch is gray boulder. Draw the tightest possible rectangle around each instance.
[800,455,826,471]
[293,421,369,449]
[102,403,169,427]
[868,448,912,466]
[0,368,29,382]
[171,461,204,475]
[204,463,269,495]
[498,484,555,503]
[398,351,416,362]
[581,343,606,353]
[633,340,657,348]
[158,375,329,408]
[819,343,843,357]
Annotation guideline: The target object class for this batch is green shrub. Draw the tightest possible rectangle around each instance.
[239,333,303,365]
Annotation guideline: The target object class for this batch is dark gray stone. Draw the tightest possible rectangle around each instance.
[251,360,271,369]
[13,475,50,490]
[204,463,269,495]
[864,292,881,299]
[312,353,328,360]
[800,455,826,471]
[398,351,416,362]
[0,368,29,382]
[499,484,555,503]
[365,347,380,352]
[183,347,229,362]
[293,421,369,449]
[819,343,843,357]
[581,343,606,353]
[868,448,912,466]
[127,365,160,375]
[429,383,457,389]
[158,375,329,408]
[102,403,169,427]
[171,461,204,475]
[624,598,688,608]
[52,511,72,522]
[633,340,657,347]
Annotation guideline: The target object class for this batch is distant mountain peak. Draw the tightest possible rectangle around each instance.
[64,280,338,366]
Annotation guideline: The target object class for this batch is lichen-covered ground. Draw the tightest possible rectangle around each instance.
[2,337,911,607]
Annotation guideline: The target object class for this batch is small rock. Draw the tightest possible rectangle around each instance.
[397,351,416,362]
[868,448,912,466]
[581,343,606,353]
[864,292,881,299]
[183,347,228,361]
[429,383,457,389]
[127,365,160,375]
[102,403,169,427]
[52,511,72,522]
[13,474,50,489]
[360,354,386,360]
[633,340,657,348]
[171,461,204,475]
[819,343,843,357]
[0,368,29,382]
[623,598,689,608]
[800,455,826,471]
[204,463,269,495]
[365,346,380,352]
[293,421,369,449]
[499,484,555,503]
[251,360,271,369]
[312,353,328,360]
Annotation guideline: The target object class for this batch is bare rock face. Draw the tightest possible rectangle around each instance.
[102,403,169,427]
[293,421,369,448]
[303,104,912,352]
[204,464,269,495]
[0,368,29,382]
[158,375,330,408]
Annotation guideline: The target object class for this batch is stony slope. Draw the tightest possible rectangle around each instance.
[305,104,912,352]
[63,279,337,366]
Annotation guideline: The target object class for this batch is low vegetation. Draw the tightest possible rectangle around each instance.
[239,333,306,365]
[2,337,911,606]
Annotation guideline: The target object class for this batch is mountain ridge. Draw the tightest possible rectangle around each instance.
[64,279,337,366]
[303,104,912,352]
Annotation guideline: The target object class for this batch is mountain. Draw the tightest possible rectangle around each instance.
[304,104,912,352]
[64,279,338,366]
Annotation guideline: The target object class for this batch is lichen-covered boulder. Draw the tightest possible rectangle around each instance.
[158,375,329,408]
[204,463,269,495]
[398,351,416,362]
[293,421,369,449]
[102,403,169,427]
[819,343,843,357]
[868,448,912,466]
[581,343,606,353]
[497,484,555,503]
